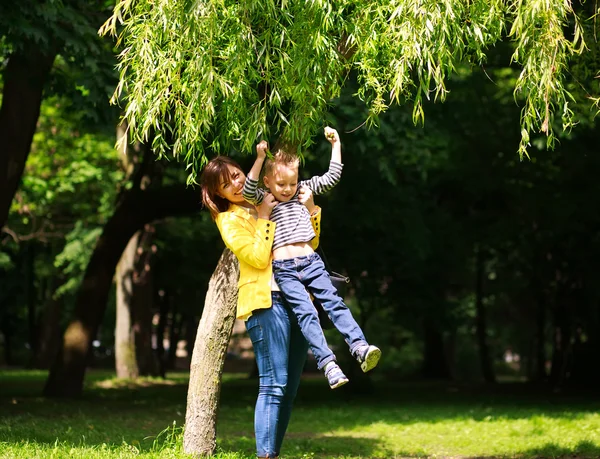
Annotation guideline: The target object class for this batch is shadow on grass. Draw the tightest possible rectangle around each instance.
[217,438,600,459]
[522,441,600,459]
[219,434,385,459]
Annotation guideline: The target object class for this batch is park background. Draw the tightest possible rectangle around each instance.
[2,1,600,458]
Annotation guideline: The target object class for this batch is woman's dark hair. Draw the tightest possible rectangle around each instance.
[200,156,243,220]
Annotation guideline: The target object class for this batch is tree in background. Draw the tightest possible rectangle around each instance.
[0,94,121,367]
[0,0,117,229]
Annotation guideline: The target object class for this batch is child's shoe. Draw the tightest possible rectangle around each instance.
[324,362,349,389]
[354,345,381,373]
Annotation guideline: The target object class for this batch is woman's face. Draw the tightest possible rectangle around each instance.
[217,165,246,204]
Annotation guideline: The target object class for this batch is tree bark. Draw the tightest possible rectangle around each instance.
[0,47,56,229]
[115,231,140,379]
[43,185,202,397]
[474,247,496,383]
[183,249,239,457]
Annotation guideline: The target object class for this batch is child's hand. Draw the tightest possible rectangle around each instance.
[324,126,339,145]
[256,140,269,159]
[298,186,316,214]
[257,192,278,220]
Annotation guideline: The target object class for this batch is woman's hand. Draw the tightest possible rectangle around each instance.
[298,186,317,214]
[257,192,278,220]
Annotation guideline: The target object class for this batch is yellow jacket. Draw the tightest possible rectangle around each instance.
[216,204,322,319]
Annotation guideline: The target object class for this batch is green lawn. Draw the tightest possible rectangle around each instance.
[1,369,599,458]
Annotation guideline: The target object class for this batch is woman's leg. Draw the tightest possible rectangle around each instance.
[246,298,292,458]
[275,292,309,455]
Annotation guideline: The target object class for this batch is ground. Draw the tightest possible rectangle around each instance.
[1,369,599,458]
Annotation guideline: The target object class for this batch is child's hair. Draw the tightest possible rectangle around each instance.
[200,156,243,220]
[264,148,300,176]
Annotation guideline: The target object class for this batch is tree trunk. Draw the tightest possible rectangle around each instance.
[474,247,496,383]
[421,317,451,379]
[32,281,63,369]
[134,267,160,376]
[1,326,13,366]
[115,231,140,379]
[550,285,572,387]
[166,305,182,370]
[0,47,56,228]
[183,314,198,369]
[25,242,38,358]
[183,249,239,457]
[43,185,202,397]
[534,290,547,381]
[155,290,170,378]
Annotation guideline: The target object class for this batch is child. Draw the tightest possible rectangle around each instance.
[242,127,381,389]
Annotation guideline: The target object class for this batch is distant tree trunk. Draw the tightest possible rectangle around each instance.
[25,242,38,357]
[550,284,572,387]
[115,231,140,379]
[421,317,451,379]
[474,247,496,383]
[183,249,239,457]
[32,279,63,369]
[43,185,202,397]
[183,314,198,368]
[155,290,169,378]
[135,267,160,376]
[534,290,548,381]
[1,326,14,366]
[167,311,183,370]
[445,328,457,380]
[0,46,56,229]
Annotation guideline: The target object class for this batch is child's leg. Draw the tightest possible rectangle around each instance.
[299,254,368,354]
[272,258,337,371]
[301,253,382,372]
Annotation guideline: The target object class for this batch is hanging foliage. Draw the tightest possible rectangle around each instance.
[100,0,591,182]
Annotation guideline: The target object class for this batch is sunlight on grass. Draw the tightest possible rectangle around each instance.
[324,413,600,457]
[2,370,600,458]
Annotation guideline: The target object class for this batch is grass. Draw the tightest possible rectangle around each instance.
[1,369,600,458]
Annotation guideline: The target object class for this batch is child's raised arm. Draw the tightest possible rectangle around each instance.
[300,127,343,195]
[324,126,341,164]
[242,140,268,205]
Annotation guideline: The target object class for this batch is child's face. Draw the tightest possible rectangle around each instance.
[263,163,298,202]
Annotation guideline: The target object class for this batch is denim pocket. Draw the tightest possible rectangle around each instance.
[246,318,264,344]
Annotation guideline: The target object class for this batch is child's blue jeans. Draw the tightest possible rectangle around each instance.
[272,252,368,369]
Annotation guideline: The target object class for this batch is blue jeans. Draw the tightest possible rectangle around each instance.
[246,292,309,458]
[272,252,367,370]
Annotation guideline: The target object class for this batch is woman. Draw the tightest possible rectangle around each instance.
[201,155,323,459]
